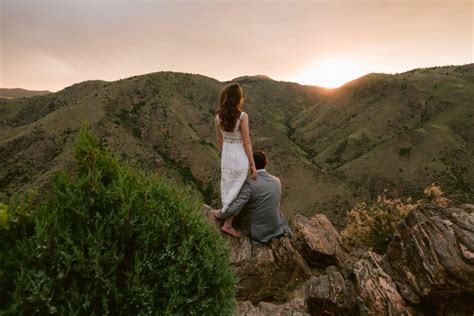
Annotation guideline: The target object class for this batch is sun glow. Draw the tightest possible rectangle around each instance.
[293,59,378,88]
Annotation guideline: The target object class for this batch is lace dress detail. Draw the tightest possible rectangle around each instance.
[217,112,249,213]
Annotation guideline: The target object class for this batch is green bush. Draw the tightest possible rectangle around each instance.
[398,146,412,157]
[0,127,236,315]
[0,203,8,229]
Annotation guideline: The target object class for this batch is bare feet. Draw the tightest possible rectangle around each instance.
[221,225,241,238]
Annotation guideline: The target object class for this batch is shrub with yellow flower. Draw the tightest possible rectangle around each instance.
[341,184,450,254]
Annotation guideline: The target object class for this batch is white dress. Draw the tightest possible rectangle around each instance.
[217,112,249,213]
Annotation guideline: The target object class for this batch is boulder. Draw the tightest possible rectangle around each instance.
[304,266,355,315]
[203,205,312,303]
[235,298,308,316]
[230,235,311,303]
[460,203,474,213]
[290,214,351,274]
[353,252,414,316]
[384,204,474,311]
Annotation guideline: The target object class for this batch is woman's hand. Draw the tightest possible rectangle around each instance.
[251,165,258,180]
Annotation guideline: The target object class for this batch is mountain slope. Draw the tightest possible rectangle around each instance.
[1,65,473,227]
[291,64,474,201]
[0,88,52,100]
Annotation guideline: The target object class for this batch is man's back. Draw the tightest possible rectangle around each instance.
[234,170,291,243]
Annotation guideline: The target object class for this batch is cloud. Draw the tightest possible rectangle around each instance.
[0,0,472,90]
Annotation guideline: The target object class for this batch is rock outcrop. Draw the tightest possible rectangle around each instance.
[384,204,474,313]
[353,252,414,315]
[304,266,355,315]
[291,214,351,275]
[228,235,311,303]
[204,204,474,316]
[203,206,311,303]
[235,298,308,316]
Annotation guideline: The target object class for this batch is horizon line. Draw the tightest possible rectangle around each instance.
[2,62,472,93]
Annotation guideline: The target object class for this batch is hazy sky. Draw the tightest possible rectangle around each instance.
[1,0,473,91]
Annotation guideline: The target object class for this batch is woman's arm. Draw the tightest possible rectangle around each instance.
[215,116,223,150]
[240,113,257,180]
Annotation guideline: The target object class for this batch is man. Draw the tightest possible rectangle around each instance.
[215,151,292,244]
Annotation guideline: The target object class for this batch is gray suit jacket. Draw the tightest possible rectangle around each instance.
[217,170,292,243]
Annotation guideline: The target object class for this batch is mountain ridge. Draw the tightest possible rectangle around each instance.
[0,88,52,100]
[1,64,473,227]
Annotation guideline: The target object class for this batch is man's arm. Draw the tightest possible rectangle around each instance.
[216,180,252,219]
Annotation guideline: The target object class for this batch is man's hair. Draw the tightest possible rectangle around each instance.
[253,151,267,170]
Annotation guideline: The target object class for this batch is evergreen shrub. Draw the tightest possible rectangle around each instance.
[0,127,236,315]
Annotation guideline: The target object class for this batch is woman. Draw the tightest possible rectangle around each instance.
[215,83,257,237]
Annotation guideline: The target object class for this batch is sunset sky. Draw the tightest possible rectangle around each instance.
[1,0,472,91]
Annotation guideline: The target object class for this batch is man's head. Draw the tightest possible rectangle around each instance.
[253,151,267,170]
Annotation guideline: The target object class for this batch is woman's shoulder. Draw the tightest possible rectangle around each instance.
[239,111,247,120]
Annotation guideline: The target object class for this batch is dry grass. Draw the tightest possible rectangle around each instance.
[340,183,451,254]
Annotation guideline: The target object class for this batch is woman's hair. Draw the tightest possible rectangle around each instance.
[217,83,243,132]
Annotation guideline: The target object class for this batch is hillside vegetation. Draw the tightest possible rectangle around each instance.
[291,65,474,203]
[1,64,473,226]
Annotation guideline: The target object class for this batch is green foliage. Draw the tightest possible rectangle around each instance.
[0,192,36,310]
[0,168,26,191]
[1,127,236,315]
[0,203,8,229]
[399,146,412,157]
[153,147,219,206]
